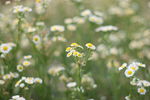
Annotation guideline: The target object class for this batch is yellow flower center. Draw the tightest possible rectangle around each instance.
[140,89,144,93]
[131,66,136,70]
[127,70,133,75]
[3,46,8,51]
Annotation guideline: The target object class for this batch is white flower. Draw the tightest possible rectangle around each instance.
[24,55,32,59]
[22,60,31,67]
[85,43,96,50]
[67,82,77,88]
[67,24,76,31]
[0,43,12,54]
[124,69,135,77]
[89,15,103,24]
[32,35,41,44]
[34,78,43,84]
[50,25,65,32]
[95,25,118,32]
[25,77,34,84]
[125,95,130,100]
[118,63,127,71]
[128,63,139,71]
[81,9,92,17]
[0,80,5,85]
[10,95,25,100]
[20,83,25,88]
[17,65,24,72]
[137,87,146,95]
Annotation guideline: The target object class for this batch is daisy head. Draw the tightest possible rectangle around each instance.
[124,68,135,78]
[0,43,12,54]
[32,35,41,44]
[22,60,31,67]
[85,43,96,50]
[137,87,146,95]
[128,64,139,71]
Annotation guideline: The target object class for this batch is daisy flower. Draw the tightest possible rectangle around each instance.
[85,43,96,50]
[0,43,12,54]
[124,68,135,77]
[137,87,146,95]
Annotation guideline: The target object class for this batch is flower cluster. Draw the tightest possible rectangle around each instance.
[95,25,118,32]
[15,76,42,89]
[119,62,145,77]
[119,62,149,96]
[2,72,19,80]
[13,5,32,14]
[66,43,96,58]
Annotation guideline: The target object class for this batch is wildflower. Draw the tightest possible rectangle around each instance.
[48,66,65,76]
[0,43,12,54]
[137,87,146,95]
[64,18,73,24]
[13,5,32,13]
[34,78,43,84]
[17,65,24,72]
[128,63,139,71]
[67,24,76,31]
[67,82,77,88]
[70,43,83,48]
[32,35,41,44]
[65,47,72,52]
[85,43,96,50]
[66,51,73,57]
[125,95,131,100]
[24,55,32,59]
[89,15,103,24]
[27,27,36,33]
[10,95,25,100]
[118,63,127,71]
[81,9,92,17]
[73,16,85,24]
[0,80,5,85]
[124,69,135,77]
[137,80,150,87]
[20,83,25,88]
[25,77,34,84]
[95,25,118,32]
[22,60,31,67]
[50,25,65,32]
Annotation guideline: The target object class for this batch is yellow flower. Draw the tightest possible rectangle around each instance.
[36,0,41,3]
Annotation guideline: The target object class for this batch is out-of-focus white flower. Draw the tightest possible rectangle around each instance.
[67,82,77,88]
[124,68,135,77]
[27,27,36,33]
[13,5,32,13]
[73,16,85,24]
[0,80,5,85]
[32,35,41,44]
[81,9,92,17]
[50,25,65,32]
[17,65,24,72]
[10,95,26,100]
[34,78,43,84]
[95,25,118,32]
[137,87,146,95]
[24,55,32,59]
[125,95,131,100]
[22,60,31,67]
[85,43,96,50]
[25,77,34,84]
[0,43,12,54]
[89,15,103,24]
[48,66,65,76]
[67,24,76,31]
[118,63,127,71]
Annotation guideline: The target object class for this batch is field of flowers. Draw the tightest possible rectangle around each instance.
[0,0,150,100]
